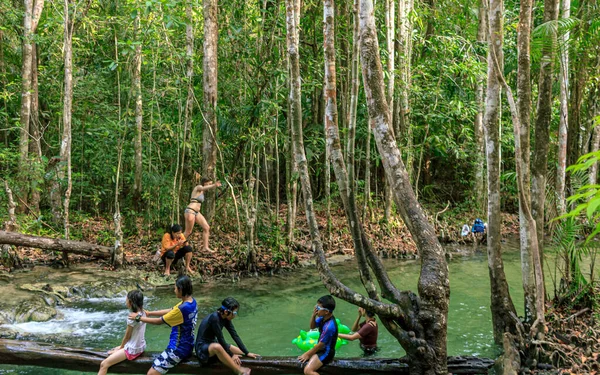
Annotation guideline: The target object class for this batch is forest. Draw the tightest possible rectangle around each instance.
[1,0,600,373]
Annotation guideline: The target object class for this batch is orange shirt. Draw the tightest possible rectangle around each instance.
[161,233,186,256]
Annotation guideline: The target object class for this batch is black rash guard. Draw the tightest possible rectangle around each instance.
[195,311,249,356]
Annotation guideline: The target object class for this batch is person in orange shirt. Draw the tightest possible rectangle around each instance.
[161,224,193,276]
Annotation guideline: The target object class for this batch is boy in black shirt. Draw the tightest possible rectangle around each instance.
[195,297,259,375]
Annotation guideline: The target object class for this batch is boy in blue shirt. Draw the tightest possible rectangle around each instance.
[298,295,338,375]
[130,275,198,375]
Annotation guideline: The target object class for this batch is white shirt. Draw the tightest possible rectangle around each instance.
[124,312,147,355]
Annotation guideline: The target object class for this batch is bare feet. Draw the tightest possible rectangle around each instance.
[238,367,251,375]
[203,248,216,254]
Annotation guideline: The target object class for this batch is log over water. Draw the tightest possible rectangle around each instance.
[0,231,112,259]
[0,339,494,374]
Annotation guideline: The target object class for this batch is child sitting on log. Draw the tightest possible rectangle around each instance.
[98,290,147,375]
[130,275,198,375]
[298,295,338,375]
[194,297,260,375]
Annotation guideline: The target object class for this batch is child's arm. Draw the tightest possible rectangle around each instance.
[309,307,318,330]
[298,342,324,363]
[224,321,250,356]
[146,308,172,317]
[338,332,361,341]
[129,312,167,325]
[351,309,363,332]
[119,325,134,348]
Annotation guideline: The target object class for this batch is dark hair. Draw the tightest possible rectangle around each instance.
[168,224,183,239]
[200,177,212,185]
[365,310,376,318]
[219,297,240,313]
[317,295,336,312]
[127,290,144,313]
[175,275,193,297]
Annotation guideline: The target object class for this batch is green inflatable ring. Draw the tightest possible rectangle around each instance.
[291,319,351,351]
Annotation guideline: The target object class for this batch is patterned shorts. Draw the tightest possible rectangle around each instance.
[152,348,183,374]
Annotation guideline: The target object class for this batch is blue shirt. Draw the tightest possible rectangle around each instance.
[162,299,198,357]
[317,315,338,359]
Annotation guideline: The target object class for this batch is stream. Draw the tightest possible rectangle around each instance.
[0,241,594,374]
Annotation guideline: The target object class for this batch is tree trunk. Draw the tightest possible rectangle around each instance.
[0,339,494,375]
[589,77,600,185]
[202,0,219,223]
[531,0,559,289]
[1,182,22,269]
[473,0,487,214]
[324,0,378,300]
[29,42,42,214]
[556,0,570,215]
[396,0,414,180]
[346,0,360,198]
[515,0,538,324]
[132,5,143,206]
[0,231,113,258]
[382,0,395,224]
[61,0,74,249]
[359,0,449,372]
[19,0,35,169]
[178,0,195,215]
[483,0,520,346]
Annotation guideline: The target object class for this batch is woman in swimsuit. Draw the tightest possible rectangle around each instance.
[184,176,222,253]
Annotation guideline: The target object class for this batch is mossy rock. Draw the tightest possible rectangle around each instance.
[13,297,57,323]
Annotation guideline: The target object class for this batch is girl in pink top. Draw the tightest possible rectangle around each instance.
[97,290,147,375]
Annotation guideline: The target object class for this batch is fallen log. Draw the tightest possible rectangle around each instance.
[0,231,112,259]
[0,339,494,374]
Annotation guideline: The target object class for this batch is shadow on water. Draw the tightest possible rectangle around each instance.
[3,239,596,374]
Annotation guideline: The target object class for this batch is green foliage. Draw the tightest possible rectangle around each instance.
[559,149,600,243]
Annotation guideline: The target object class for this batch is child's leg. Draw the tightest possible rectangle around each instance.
[207,343,250,375]
[303,354,324,375]
[98,348,127,375]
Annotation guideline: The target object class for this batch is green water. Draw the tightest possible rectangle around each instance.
[2,241,593,375]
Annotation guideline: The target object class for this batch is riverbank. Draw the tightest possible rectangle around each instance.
[1,204,519,279]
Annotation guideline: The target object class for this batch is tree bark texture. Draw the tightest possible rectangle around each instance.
[515,0,538,324]
[0,340,494,374]
[483,0,520,345]
[396,0,414,180]
[202,0,219,223]
[359,0,450,372]
[531,0,559,290]
[324,0,378,301]
[61,0,74,243]
[19,0,35,166]
[0,231,112,258]
[383,0,394,223]
[133,6,143,205]
[346,0,360,198]
[473,0,487,214]
[556,0,570,215]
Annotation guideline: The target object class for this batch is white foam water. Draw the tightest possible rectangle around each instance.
[2,307,124,337]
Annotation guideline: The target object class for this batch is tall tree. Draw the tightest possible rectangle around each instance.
[483,0,520,346]
[531,0,559,272]
[324,0,378,300]
[202,0,219,223]
[132,1,143,206]
[515,0,538,324]
[382,0,395,224]
[556,0,570,214]
[18,0,44,210]
[60,0,75,241]
[358,0,450,371]
[395,0,414,179]
[473,0,487,213]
